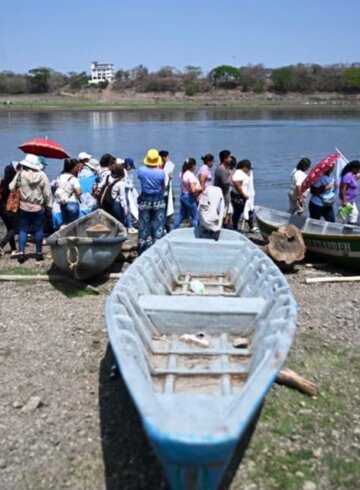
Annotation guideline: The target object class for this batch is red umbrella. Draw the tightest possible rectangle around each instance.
[300,153,339,193]
[18,137,70,159]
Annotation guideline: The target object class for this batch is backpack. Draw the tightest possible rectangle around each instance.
[54,176,74,205]
[98,176,119,210]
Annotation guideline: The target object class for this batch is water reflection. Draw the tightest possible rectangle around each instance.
[90,111,114,129]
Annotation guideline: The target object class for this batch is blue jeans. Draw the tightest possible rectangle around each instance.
[61,202,80,224]
[309,201,335,222]
[138,192,166,255]
[174,193,198,228]
[18,209,44,254]
[110,201,125,225]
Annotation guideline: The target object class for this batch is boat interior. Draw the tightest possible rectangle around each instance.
[108,230,296,413]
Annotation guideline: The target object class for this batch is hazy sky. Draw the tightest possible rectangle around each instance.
[1,0,359,75]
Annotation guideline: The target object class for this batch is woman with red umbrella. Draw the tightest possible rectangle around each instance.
[309,167,337,222]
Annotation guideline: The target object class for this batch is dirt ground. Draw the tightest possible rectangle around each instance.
[0,238,359,490]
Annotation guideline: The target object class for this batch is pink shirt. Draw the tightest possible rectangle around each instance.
[181,170,199,194]
[197,164,212,189]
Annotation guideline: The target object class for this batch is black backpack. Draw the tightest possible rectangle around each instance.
[98,176,119,211]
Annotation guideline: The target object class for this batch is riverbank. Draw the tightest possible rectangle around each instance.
[0,236,359,489]
[2,90,360,111]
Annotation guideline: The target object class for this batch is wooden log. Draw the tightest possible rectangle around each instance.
[276,368,318,396]
[306,275,360,284]
[262,224,306,269]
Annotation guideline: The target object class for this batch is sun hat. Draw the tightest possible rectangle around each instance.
[78,151,92,161]
[86,158,100,171]
[124,157,136,169]
[20,154,42,171]
[144,149,162,167]
[116,157,125,165]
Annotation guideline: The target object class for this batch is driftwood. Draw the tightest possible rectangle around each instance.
[276,368,318,396]
[306,275,360,284]
[262,224,306,269]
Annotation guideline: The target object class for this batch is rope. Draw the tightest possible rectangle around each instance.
[66,242,80,271]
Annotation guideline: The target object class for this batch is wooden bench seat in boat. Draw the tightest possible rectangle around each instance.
[139,294,266,335]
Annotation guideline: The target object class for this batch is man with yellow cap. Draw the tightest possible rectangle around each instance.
[137,149,166,254]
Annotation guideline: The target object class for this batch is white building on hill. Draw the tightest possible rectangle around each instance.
[90,61,114,84]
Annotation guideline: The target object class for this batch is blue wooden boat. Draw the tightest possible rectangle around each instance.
[47,209,127,280]
[106,228,297,489]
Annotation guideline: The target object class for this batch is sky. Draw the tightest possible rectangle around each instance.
[1,0,360,76]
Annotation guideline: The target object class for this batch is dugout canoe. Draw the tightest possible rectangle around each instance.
[255,205,360,269]
[47,209,127,280]
[106,228,297,489]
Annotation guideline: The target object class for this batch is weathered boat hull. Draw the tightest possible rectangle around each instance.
[47,209,127,280]
[106,228,297,489]
[255,206,360,269]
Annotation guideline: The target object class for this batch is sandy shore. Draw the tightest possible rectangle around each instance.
[0,235,359,489]
[2,90,360,111]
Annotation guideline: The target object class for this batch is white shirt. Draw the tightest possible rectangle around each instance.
[232,169,250,196]
[58,173,80,203]
[290,169,307,189]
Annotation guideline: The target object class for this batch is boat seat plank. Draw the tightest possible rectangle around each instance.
[139,294,266,315]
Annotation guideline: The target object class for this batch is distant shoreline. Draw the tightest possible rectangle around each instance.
[1,91,360,112]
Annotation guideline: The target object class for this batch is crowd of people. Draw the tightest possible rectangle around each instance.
[1,148,360,262]
[288,157,360,224]
[0,147,258,259]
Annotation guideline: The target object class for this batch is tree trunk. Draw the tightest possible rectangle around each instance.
[262,224,306,269]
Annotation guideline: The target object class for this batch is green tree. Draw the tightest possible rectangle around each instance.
[27,67,52,93]
[68,71,89,89]
[208,65,240,88]
[343,67,360,91]
[270,67,293,93]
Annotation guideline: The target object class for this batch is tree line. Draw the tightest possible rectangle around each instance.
[1,63,360,96]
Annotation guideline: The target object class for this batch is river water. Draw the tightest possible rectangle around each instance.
[1,108,360,211]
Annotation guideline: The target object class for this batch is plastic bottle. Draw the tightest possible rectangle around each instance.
[189,279,205,295]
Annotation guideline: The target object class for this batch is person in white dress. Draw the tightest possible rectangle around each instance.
[288,158,311,215]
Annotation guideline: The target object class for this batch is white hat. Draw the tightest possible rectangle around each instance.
[20,154,42,171]
[78,151,92,161]
[86,158,100,171]
[116,157,125,164]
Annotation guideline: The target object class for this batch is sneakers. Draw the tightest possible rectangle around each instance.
[35,253,44,262]
[249,226,259,233]
[10,250,19,257]
[18,253,25,264]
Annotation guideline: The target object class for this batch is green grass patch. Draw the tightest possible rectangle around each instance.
[0,266,45,275]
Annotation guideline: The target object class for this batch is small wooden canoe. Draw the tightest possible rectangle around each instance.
[255,205,360,269]
[106,228,297,489]
[47,209,127,280]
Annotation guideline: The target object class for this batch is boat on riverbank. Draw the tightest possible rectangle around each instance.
[106,228,297,489]
[47,209,127,280]
[255,206,360,269]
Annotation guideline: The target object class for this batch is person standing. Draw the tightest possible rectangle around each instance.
[214,150,233,227]
[137,149,166,254]
[309,166,336,222]
[231,159,252,231]
[9,154,52,263]
[339,160,360,224]
[197,153,214,191]
[123,157,138,233]
[159,150,175,233]
[56,159,82,225]
[174,158,202,229]
[288,158,311,215]
[0,161,20,256]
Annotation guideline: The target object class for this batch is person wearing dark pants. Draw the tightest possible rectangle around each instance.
[0,161,20,256]
[137,149,166,255]
[231,159,252,231]
[309,167,336,223]
[9,154,52,263]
